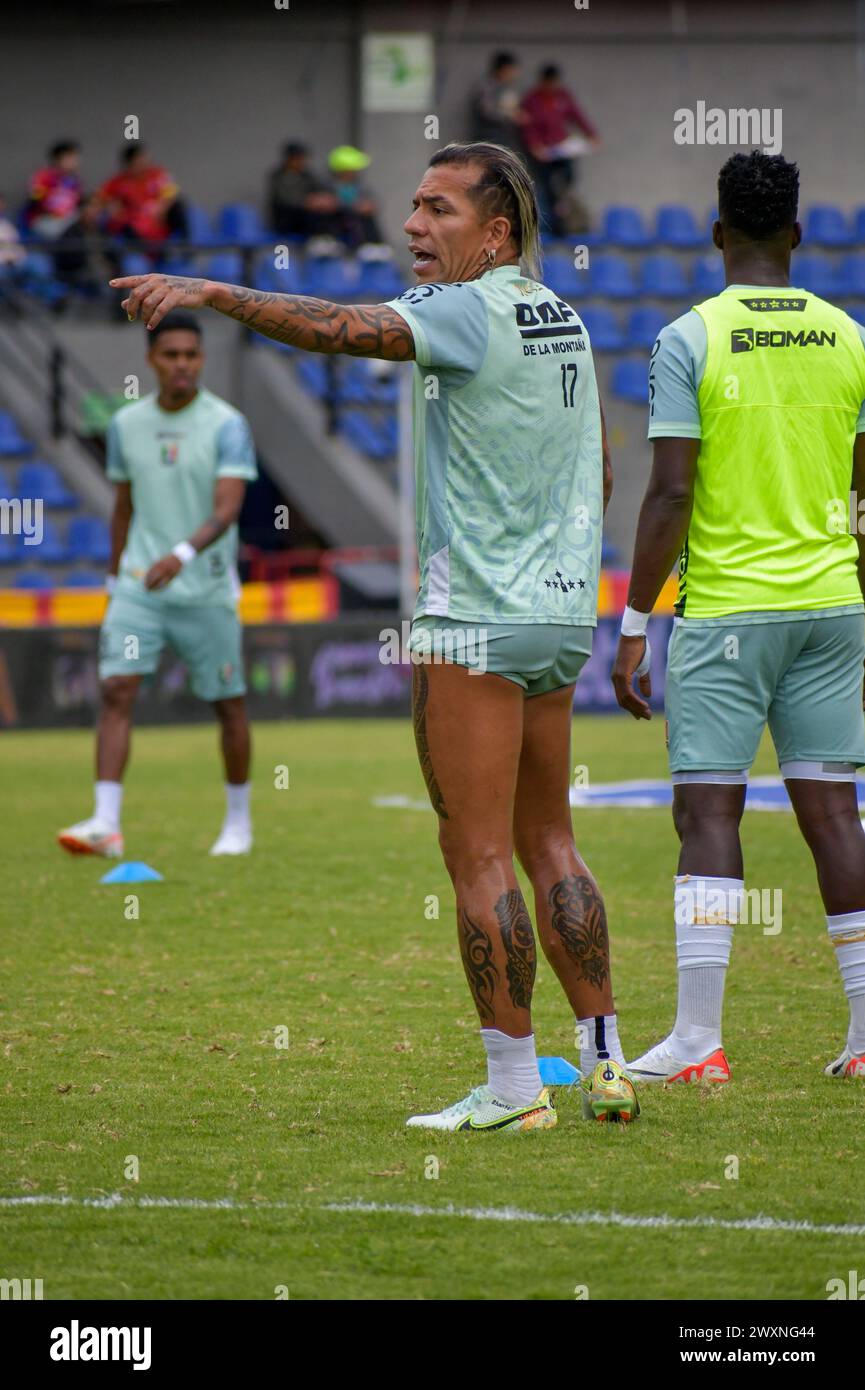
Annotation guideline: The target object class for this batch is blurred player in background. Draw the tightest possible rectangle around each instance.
[613,151,865,1083]
[110,140,639,1129]
[57,310,257,859]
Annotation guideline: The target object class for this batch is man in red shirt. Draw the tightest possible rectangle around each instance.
[100,143,185,244]
[520,64,600,236]
[26,141,83,239]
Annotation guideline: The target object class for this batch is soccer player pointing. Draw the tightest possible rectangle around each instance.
[613,152,865,1083]
[112,142,639,1129]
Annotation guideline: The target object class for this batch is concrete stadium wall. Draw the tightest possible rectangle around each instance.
[2,0,863,244]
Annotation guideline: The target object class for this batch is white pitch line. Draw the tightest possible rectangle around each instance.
[1,1193,865,1237]
[322,1200,865,1239]
[0,1194,292,1211]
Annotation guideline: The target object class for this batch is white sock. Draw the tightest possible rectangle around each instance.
[577,1013,625,1072]
[671,875,740,1051]
[94,781,123,832]
[480,1028,542,1105]
[827,911,865,1055]
[223,782,251,831]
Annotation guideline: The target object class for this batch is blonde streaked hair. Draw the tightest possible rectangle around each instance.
[428,141,542,280]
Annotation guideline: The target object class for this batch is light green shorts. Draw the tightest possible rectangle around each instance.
[99,591,246,701]
[409,616,593,697]
[665,607,865,773]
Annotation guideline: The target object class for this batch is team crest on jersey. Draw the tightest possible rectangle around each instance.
[160,443,179,466]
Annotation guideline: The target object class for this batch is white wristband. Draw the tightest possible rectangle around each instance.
[172,541,197,566]
[621,604,650,637]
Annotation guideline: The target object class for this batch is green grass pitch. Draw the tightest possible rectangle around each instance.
[1,714,863,1301]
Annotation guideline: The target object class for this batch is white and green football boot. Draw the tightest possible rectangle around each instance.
[406,1084,556,1133]
[580,1059,641,1123]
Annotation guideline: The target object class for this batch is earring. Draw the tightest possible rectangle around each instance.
[487,248,496,268]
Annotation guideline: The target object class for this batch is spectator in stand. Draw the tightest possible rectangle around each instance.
[0,194,25,268]
[470,52,526,151]
[267,141,338,238]
[53,194,119,299]
[324,146,385,253]
[99,143,187,244]
[25,141,83,240]
[520,64,600,237]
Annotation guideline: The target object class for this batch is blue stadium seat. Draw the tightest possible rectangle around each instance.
[626,306,669,350]
[655,205,703,248]
[339,361,399,406]
[301,257,360,299]
[579,304,626,352]
[838,254,865,297]
[0,412,34,456]
[17,461,77,508]
[66,516,110,565]
[184,203,219,247]
[14,571,55,589]
[339,410,394,460]
[794,253,837,297]
[853,209,865,246]
[611,357,648,404]
[542,251,583,298]
[602,206,652,248]
[542,251,585,297]
[640,254,690,297]
[15,517,66,563]
[804,205,853,247]
[203,251,244,283]
[692,254,725,295]
[119,252,153,278]
[356,260,406,300]
[589,254,637,299]
[252,253,303,294]
[159,253,201,277]
[296,356,329,398]
[63,570,105,588]
[218,203,267,246]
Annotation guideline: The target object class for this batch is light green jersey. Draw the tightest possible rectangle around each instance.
[676,288,865,618]
[387,263,603,625]
[107,388,257,609]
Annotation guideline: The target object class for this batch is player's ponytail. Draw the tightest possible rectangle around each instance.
[429,142,542,281]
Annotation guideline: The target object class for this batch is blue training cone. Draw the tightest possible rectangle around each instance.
[538,1056,581,1087]
[100,861,164,884]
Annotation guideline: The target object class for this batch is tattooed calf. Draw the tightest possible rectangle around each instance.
[549,873,610,990]
[494,888,536,1010]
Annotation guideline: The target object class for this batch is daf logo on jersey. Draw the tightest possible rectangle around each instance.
[730,326,837,353]
[515,299,583,340]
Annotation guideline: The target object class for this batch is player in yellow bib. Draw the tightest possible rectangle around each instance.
[613,151,865,1083]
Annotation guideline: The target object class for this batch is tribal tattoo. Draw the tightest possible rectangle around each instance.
[548,873,610,990]
[458,909,499,1025]
[412,666,447,818]
[494,888,536,1010]
[215,285,415,360]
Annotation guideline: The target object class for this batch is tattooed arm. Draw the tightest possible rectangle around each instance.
[109,273,415,362]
